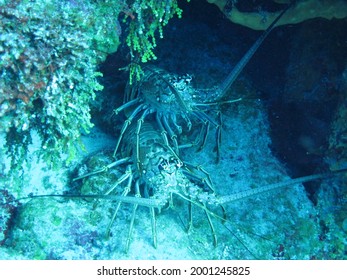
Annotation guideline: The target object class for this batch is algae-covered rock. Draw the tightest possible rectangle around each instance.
[9,198,102,259]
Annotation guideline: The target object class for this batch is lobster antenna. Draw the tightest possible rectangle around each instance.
[5,167,346,207]
[216,2,293,101]
[219,167,347,204]
[3,193,164,208]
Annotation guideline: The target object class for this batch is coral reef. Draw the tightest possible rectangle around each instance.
[0,0,185,188]
[0,0,121,177]
[207,0,347,30]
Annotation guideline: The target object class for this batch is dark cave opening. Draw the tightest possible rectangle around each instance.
[254,19,347,203]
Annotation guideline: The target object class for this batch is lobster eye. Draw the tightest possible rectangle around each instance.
[158,158,169,171]
[169,157,178,166]
[170,157,183,168]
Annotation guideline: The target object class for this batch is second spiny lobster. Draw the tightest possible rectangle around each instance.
[70,120,346,252]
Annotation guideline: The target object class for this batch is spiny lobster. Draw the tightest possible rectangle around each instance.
[111,4,292,162]
[72,122,222,251]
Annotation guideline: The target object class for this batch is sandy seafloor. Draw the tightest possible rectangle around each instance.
[1,1,346,260]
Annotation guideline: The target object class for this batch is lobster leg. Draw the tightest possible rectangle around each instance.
[181,113,192,131]
[124,180,158,251]
[135,108,150,172]
[91,163,132,210]
[113,98,140,115]
[126,180,140,253]
[105,165,133,238]
[104,165,133,195]
[72,157,131,181]
[203,203,218,247]
[174,192,219,247]
[113,104,146,157]
[156,113,181,162]
[156,112,169,145]
[193,111,221,160]
[215,111,222,163]
[187,200,193,232]
[169,113,182,134]
[183,163,215,192]
[197,119,210,152]
[150,206,157,248]
[162,114,179,154]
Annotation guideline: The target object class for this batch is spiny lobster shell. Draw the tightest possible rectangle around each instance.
[125,66,197,114]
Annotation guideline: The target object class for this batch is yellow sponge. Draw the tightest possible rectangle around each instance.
[207,0,347,30]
